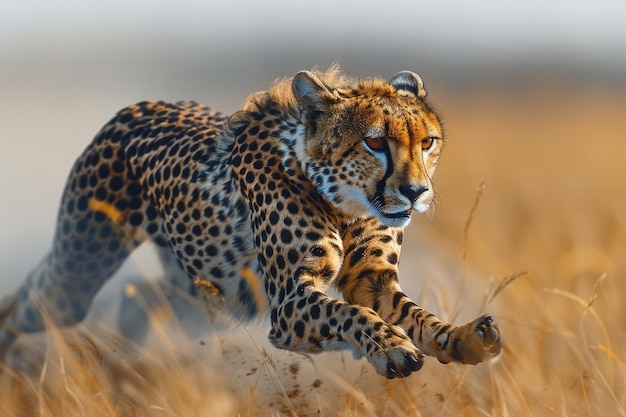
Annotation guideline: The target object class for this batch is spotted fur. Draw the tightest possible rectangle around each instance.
[0,67,501,378]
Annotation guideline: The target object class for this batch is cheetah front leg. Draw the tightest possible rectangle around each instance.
[338,219,502,366]
[374,285,501,365]
[268,284,424,379]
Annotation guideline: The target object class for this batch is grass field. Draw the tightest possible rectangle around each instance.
[0,84,624,416]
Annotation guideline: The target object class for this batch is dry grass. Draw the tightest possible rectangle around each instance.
[1,85,625,416]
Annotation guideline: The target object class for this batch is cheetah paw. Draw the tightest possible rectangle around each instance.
[367,327,425,378]
[435,315,502,365]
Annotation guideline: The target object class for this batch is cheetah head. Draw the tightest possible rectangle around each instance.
[291,70,443,228]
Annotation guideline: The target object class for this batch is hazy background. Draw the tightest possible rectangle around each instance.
[1,2,626,415]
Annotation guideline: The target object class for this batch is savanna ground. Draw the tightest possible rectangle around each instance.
[0,83,624,416]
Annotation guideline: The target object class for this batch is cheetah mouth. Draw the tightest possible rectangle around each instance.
[368,196,413,226]
[380,208,412,221]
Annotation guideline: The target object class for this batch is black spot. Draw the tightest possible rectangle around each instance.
[193,259,204,270]
[184,244,195,256]
[310,304,321,320]
[379,235,392,243]
[102,145,114,159]
[145,204,157,220]
[399,301,416,322]
[97,164,110,179]
[126,182,143,197]
[336,274,349,289]
[287,249,299,264]
[280,229,293,244]
[286,202,299,215]
[305,232,319,242]
[279,318,288,332]
[349,247,366,266]
[118,112,133,123]
[114,198,128,211]
[111,160,125,174]
[210,267,224,278]
[146,223,159,235]
[205,244,218,256]
[387,253,398,264]
[78,174,88,189]
[93,211,106,223]
[276,255,285,269]
[128,197,142,210]
[283,301,294,318]
[129,212,143,226]
[392,292,403,309]
[76,196,89,211]
[294,320,305,338]
[109,176,124,192]
[350,227,364,238]
[75,219,88,233]
[311,220,325,230]
[343,318,353,332]
[94,187,107,201]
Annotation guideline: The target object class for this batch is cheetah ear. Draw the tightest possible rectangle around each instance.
[390,71,427,98]
[292,71,335,111]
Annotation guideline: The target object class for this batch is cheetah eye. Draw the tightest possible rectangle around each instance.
[421,137,436,151]
[364,136,386,152]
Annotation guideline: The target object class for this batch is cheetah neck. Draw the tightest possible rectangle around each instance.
[278,121,308,171]
[274,116,370,225]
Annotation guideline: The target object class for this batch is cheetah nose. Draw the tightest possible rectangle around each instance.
[399,184,428,203]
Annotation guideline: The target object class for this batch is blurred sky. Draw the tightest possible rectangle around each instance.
[2,0,625,54]
[2,0,625,88]
[0,0,624,291]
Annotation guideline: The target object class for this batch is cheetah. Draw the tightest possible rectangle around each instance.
[0,67,501,378]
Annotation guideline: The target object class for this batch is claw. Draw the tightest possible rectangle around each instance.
[407,353,423,371]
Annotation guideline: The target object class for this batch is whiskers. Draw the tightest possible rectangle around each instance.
[368,194,386,214]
